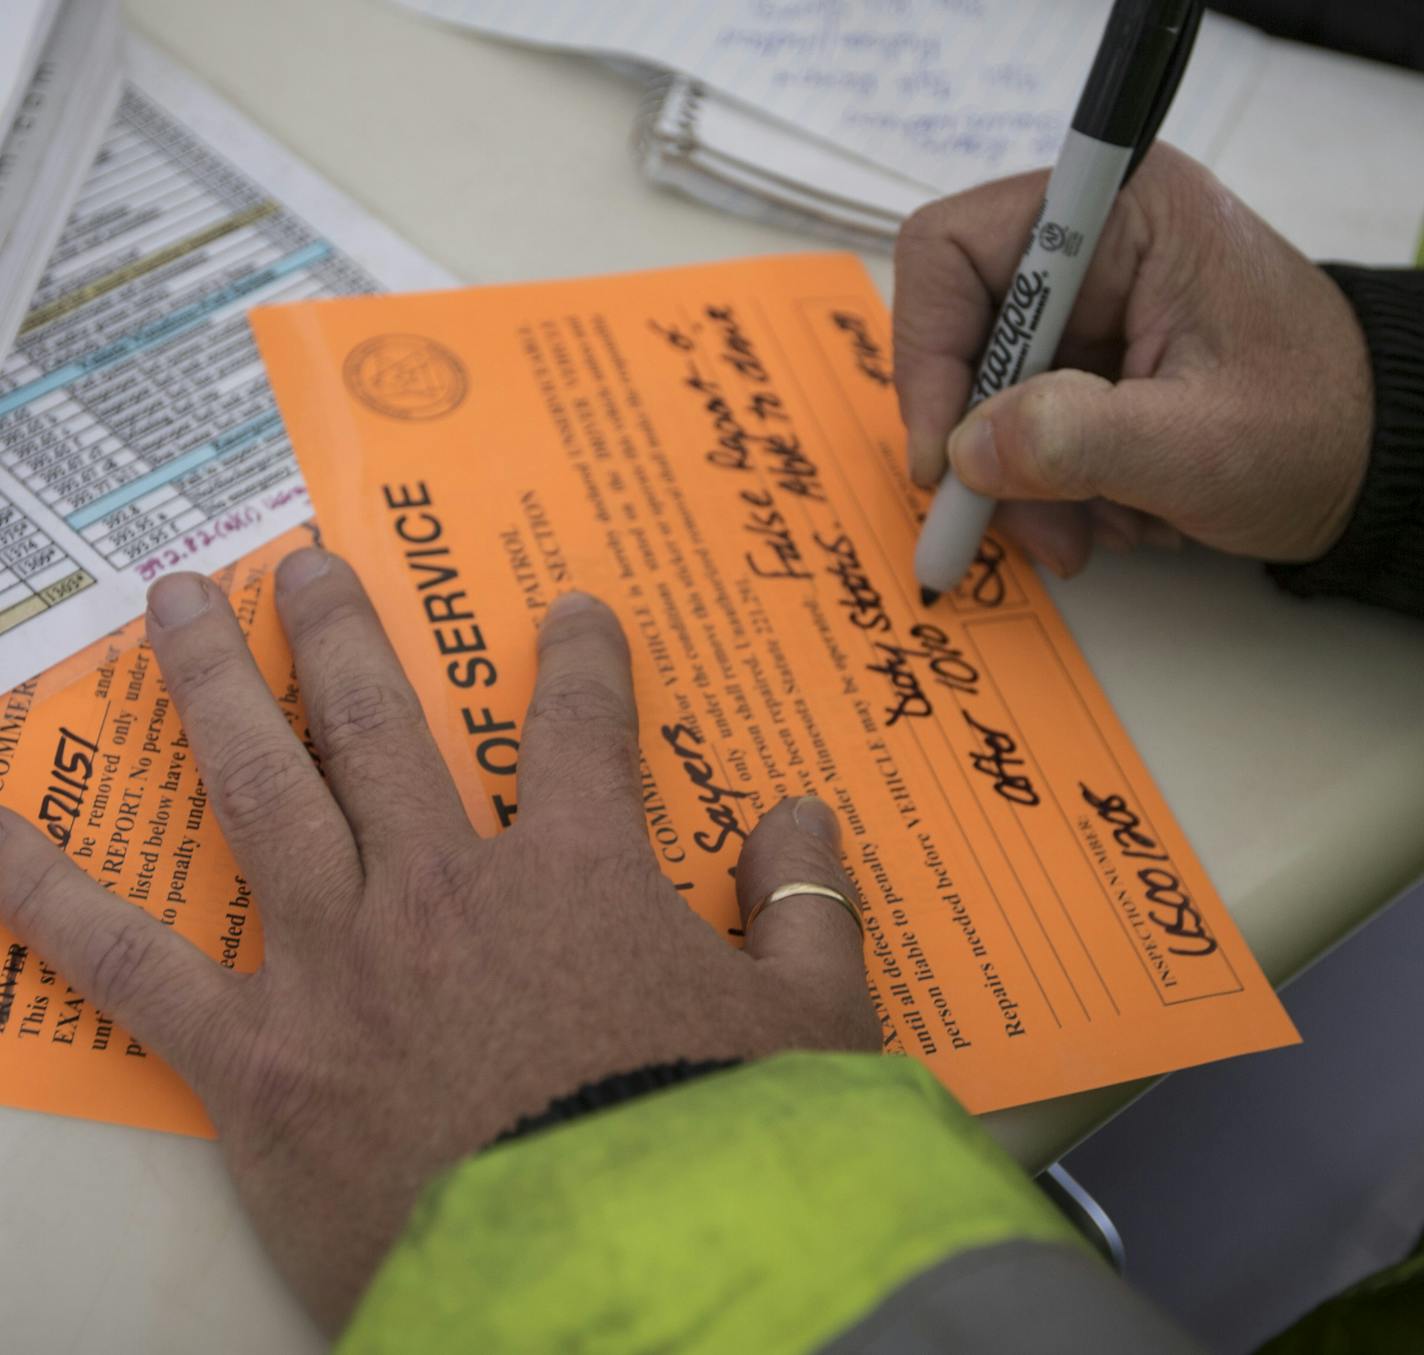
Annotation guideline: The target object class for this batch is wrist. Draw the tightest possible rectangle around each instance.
[492,1057,741,1144]
[1268,265,1424,612]
[1300,267,1374,559]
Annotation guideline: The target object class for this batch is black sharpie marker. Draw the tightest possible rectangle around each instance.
[915,0,1203,604]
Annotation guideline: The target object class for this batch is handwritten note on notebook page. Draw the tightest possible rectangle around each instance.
[398,0,1265,193]
[248,252,1297,1123]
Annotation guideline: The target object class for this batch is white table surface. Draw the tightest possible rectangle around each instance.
[4,2,1424,1350]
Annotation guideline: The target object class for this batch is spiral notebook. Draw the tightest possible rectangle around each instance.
[398,0,1424,260]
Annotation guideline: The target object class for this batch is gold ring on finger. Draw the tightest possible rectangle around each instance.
[744,881,864,936]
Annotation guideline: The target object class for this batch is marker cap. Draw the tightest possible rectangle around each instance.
[1070,0,1202,170]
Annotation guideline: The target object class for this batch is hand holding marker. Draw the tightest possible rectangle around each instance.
[915,0,1204,603]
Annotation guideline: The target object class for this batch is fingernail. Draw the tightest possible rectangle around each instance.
[147,573,211,628]
[276,548,331,595]
[947,417,1000,493]
[548,590,597,619]
[794,794,841,847]
[907,433,945,487]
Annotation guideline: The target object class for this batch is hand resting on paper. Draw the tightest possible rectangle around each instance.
[894,143,1375,577]
[0,549,878,1331]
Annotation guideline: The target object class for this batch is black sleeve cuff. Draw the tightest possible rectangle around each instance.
[493,1058,741,1145]
[1266,265,1424,616]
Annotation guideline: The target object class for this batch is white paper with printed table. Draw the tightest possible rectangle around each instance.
[0,33,452,692]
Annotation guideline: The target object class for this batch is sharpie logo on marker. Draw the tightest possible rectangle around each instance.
[971,269,1051,404]
[1039,222,1068,251]
[1036,221,1083,256]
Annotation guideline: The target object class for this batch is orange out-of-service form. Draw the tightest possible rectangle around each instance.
[0,253,1297,1141]
[251,252,1298,1115]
